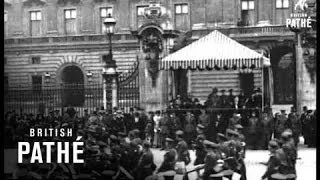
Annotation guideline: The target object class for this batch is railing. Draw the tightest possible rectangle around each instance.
[192,25,294,39]
[4,33,138,45]
[4,83,106,116]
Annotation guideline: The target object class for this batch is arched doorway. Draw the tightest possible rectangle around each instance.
[60,65,85,106]
[270,46,295,105]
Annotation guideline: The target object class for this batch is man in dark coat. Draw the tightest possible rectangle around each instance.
[206,88,219,109]
[202,140,222,180]
[193,124,207,166]
[228,89,236,107]
[176,130,191,166]
[300,106,308,144]
[218,89,228,108]
[275,110,287,139]
[159,111,172,150]
[261,140,280,180]
[157,138,177,173]
[287,107,301,146]
[133,141,156,180]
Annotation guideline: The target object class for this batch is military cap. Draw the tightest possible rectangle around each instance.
[176,130,184,136]
[302,106,308,110]
[217,133,227,141]
[110,135,118,141]
[166,137,174,142]
[60,122,67,127]
[97,141,108,147]
[226,129,239,137]
[307,110,313,114]
[196,134,206,141]
[118,132,127,137]
[228,89,233,92]
[221,89,226,92]
[268,140,279,148]
[130,138,140,146]
[212,88,218,92]
[234,124,243,129]
[203,140,219,148]
[280,109,286,113]
[197,124,205,129]
[281,131,292,139]
[143,141,151,148]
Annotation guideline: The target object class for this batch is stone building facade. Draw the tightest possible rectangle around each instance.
[4,0,316,113]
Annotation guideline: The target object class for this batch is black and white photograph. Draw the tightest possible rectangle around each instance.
[3,0,317,180]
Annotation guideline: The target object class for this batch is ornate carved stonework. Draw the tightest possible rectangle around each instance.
[23,0,46,7]
[141,28,163,87]
[57,0,81,6]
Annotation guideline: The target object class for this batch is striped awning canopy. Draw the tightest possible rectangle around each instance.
[160,30,270,70]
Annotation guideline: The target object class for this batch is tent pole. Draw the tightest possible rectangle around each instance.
[261,58,264,113]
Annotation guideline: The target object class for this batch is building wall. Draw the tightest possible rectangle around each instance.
[189,70,262,103]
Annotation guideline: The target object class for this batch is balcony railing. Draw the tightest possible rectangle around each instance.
[4,33,138,46]
[191,25,295,39]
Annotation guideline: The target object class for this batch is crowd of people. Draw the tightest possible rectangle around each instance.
[4,86,316,180]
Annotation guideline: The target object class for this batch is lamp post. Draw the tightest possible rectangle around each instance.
[102,14,118,110]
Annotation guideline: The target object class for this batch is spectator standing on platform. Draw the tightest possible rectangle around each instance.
[228,89,235,107]
[218,89,228,108]
[206,88,219,109]
[238,89,247,108]
[228,113,242,129]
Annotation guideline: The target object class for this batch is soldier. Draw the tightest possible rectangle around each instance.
[184,110,197,147]
[260,111,274,150]
[261,140,280,180]
[228,89,235,107]
[157,138,177,173]
[238,90,247,109]
[300,106,308,145]
[153,111,161,148]
[206,88,219,109]
[275,110,288,139]
[287,107,301,146]
[193,124,207,166]
[218,89,228,109]
[228,113,242,129]
[247,111,259,149]
[175,130,191,166]
[170,112,182,138]
[202,140,222,180]
[133,141,156,180]
[198,108,210,130]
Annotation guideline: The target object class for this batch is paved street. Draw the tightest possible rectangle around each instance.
[151,145,316,180]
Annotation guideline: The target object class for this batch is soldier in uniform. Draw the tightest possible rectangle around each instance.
[175,130,191,166]
[261,140,280,180]
[300,106,308,145]
[218,89,228,109]
[159,111,171,150]
[157,138,177,173]
[133,141,156,180]
[275,110,287,139]
[193,124,207,166]
[202,140,222,180]
[206,88,219,109]
[287,107,301,146]
[228,89,235,107]
[247,111,259,149]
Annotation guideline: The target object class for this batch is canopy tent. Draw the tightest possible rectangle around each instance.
[160,30,270,70]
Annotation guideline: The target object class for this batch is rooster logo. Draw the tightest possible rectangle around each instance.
[294,0,308,11]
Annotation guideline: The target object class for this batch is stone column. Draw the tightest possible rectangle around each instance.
[111,76,118,108]
[103,78,107,110]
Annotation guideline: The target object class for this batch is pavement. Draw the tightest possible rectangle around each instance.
[151,144,316,180]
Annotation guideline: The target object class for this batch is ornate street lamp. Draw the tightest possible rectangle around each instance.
[102,14,118,110]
